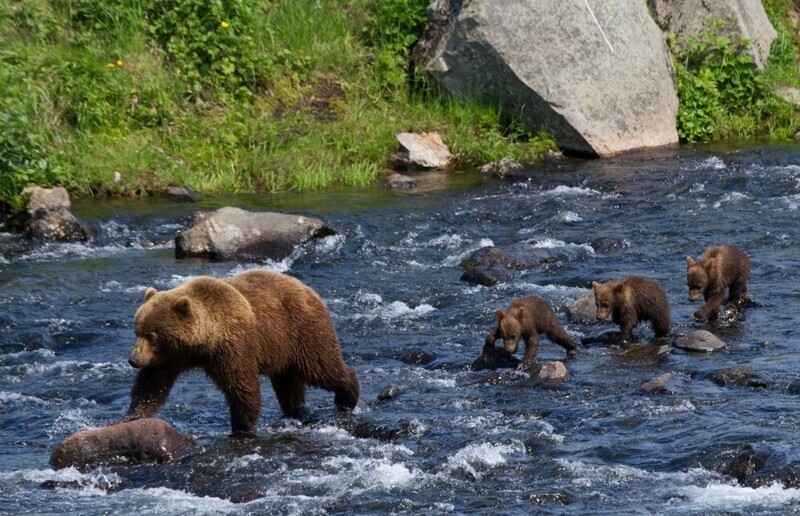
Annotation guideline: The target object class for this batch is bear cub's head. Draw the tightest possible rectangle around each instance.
[129,287,196,369]
[495,307,524,354]
[686,256,711,302]
[592,280,623,321]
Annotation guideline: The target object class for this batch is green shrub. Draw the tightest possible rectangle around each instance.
[363,0,429,90]
[143,0,272,100]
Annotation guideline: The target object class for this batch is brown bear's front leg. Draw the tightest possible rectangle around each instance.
[270,370,306,419]
[520,333,540,367]
[332,366,360,412]
[694,290,726,321]
[618,312,637,343]
[127,365,181,420]
[483,326,501,355]
[216,372,262,436]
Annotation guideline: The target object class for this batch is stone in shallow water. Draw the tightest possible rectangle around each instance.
[528,361,569,384]
[674,330,726,352]
[711,365,769,388]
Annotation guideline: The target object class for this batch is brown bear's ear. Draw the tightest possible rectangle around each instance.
[144,287,157,301]
[686,256,695,268]
[515,306,525,319]
[174,296,192,317]
[592,281,601,290]
[613,282,625,294]
[706,257,718,274]
[496,309,506,322]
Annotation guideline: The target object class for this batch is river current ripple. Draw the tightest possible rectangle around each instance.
[2,145,800,514]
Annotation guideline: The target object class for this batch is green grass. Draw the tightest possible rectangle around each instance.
[0,0,558,209]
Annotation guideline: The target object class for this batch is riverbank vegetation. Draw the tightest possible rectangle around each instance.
[0,0,555,209]
[2,0,800,209]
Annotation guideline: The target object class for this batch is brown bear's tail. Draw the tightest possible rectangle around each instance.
[334,366,360,411]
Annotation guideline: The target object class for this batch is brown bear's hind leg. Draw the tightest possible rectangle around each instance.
[271,370,307,419]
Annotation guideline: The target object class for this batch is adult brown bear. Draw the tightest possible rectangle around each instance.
[126,270,360,435]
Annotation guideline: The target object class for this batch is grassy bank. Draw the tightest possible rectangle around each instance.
[0,0,555,210]
[2,0,800,210]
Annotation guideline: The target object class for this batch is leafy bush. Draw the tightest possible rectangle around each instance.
[0,76,57,209]
[364,0,430,90]
[142,0,272,100]
[674,30,770,142]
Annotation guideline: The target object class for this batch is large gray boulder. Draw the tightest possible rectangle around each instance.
[175,207,336,261]
[413,0,679,157]
[11,186,96,242]
[648,0,776,70]
[49,418,193,470]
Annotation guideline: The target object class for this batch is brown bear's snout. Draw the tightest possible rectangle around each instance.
[129,338,154,369]
[688,291,702,302]
[504,340,518,353]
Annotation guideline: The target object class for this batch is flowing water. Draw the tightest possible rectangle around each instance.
[2,145,800,514]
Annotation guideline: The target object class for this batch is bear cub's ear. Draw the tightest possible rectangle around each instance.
[686,256,696,268]
[144,287,158,301]
[174,296,192,316]
[496,309,506,322]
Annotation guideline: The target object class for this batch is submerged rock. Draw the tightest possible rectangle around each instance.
[711,365,769,388]
[642,373,673,394]
[674,330,726,352]
[377,384,401,402]
[480,156,524,179]
[720,444,769,483]
[175,207,336,261]
[49,418,193,470]
[460,242,591,286]
[384,173,418,189]
[470,350,520,371]
[10,186,96,242]
[165,186,199,203]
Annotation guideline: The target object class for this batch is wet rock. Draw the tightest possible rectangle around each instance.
[391,132,452,170]
[349,420,415,442]
[618,344,670,363]
[10,186,97,242]
[529,361,569,384]
[479,156,524,179]
[413,0,678,156]
[649,0,776,69]
[720,444,768,483]
[398,350,436,365]
[460,243,590,286]
[522,491,572,505]
[470,350,520,371]
[175,207,336,261]
[384,173,418,189]
[711,365,769,388]
[567,292,596,324]
[49,418,193,470]
[165,186,199,202]
[642,373,673,394]
[674,330,726,352]
[787,378,800,395]
[377,384,401,401]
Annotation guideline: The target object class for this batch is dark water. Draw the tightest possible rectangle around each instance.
[3,145,800,514]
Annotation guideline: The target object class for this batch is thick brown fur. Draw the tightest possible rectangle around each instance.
[126,270,360,435]
[686,245,751,321]
[592,276,671,343]
[483,296,577,366]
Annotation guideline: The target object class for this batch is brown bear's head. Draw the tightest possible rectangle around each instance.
[592,280,622,321]
[129,286,200,369]
[686,256,711,301]
[496,307,523,354]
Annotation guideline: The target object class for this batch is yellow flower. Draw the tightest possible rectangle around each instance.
[107,62,115,68]
[116,60,123,66]
[220,20,230,28]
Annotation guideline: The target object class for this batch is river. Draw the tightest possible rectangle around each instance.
[2,144,800,514]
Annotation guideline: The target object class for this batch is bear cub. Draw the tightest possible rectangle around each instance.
[686,244,751,321]
[592,276,671,343]
[126,270,360,435]
[484,296,577,367]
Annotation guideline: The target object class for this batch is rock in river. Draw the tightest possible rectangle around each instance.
[175,207,336,261]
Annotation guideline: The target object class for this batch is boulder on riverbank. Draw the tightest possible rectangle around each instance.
[175,207,336,262]
[8,186,96,242]
[49,418,193,470]
[412,0,679,156]
[648,0,776,70]
[388,132,452,170]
